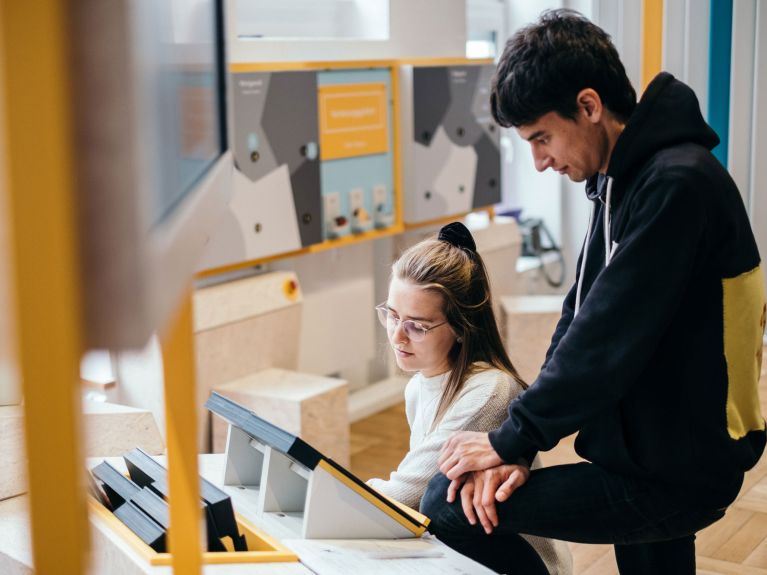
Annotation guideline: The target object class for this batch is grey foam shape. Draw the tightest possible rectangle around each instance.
[261,71,322,248]
[261,71,319,176]
[231,72,280,181]
[289,160,322,247]
[471,131,501,208]
[413,124,453,219]
[471,65,501,150]
[413,67,451,146]
[411,125,476,222]
[439,65,485,148]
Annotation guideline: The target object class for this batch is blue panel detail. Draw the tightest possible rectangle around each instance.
[708,0,733,167]
[317,69,396,239]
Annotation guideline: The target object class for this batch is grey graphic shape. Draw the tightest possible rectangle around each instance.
[231,72,280,181]
[471,65,500,148]
[440,66,484,148]
[289,160,322,246]
[261,71,322,247]
[413,67,451,146]
[472,132,501,208]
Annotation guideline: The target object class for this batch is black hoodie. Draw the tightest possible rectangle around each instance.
[489,73,766,507]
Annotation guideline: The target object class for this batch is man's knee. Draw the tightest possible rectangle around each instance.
[420,473,453,532]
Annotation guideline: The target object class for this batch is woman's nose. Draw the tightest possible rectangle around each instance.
[392,319,408,342]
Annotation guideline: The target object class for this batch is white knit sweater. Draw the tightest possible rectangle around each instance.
[368,366,572,575]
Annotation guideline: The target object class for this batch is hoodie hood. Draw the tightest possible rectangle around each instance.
[586,72,720,202]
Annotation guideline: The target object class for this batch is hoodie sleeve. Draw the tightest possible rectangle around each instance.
[489,171,707,462]
[541,280,577,372]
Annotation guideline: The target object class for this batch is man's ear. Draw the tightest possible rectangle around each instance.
[577,88,603,123]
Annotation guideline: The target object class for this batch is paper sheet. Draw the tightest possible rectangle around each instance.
[283,536,496,574]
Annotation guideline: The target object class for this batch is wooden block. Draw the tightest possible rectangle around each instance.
[193,271,302,333]
[499,295,564,384]
[0,495,32,574]
[195,272,303,451]
[212,368,349,467]
[0,401,163,501]
[0,407,25,501]
[82,400,164,457]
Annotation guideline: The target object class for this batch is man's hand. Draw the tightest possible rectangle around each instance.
[457,464,530,534]
[438,431,503,479]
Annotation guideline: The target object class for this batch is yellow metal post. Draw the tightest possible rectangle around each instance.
[161,292,203,574]
[0,1,89,574]
[642,0,664,92]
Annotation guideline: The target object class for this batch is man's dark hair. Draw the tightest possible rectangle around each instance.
[491,9,636,128]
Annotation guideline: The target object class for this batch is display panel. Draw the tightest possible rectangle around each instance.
[205,391,429,535]
[72,0,233,348]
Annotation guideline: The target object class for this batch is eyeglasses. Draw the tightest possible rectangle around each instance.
[375,303,448,342]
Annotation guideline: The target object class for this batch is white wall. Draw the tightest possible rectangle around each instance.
[235,0,389,41]
[727,0,757,211]
[226,0,467,62]
[662,0,709,116]
[662,0,766,303]
[501,0,565,250]
[749,2,767,306]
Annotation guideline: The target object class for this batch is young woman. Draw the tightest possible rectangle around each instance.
[368,222,572,575]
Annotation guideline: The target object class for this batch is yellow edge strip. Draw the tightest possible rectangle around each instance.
[317,460,430,534]
[641,0,663,92]
[404,207,494,231]
[391,63,404,231]
[395,57,494,67]
[88,498,299,565]
[196,222,405,278]
[230,58,494,73]
[161,293,202,574]
[232,60,397,72]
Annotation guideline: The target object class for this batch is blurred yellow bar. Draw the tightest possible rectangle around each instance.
[0,1,89,573]
[642,0,664,92]
[162,292,203,574]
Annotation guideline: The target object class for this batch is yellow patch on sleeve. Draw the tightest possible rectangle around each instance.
[723,265,767,439]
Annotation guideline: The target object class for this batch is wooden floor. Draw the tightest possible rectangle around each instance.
[351,347,767,574]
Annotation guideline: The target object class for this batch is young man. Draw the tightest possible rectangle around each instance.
[420,9,766,575]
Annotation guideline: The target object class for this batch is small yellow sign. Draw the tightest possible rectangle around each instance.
[318,83,389,160]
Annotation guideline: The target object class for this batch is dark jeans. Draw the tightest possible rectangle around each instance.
[420,463,729,575]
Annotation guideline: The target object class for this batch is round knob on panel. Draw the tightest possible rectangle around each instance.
[301,142,319,160]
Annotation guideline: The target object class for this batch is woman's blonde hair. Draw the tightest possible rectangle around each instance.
[392,230,526,428]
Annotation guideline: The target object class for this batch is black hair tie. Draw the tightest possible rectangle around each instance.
[438,222,477,253]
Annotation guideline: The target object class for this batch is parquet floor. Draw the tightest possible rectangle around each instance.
[351,347,767,574]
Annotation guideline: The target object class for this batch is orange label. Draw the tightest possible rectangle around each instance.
[318,83,388,160]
